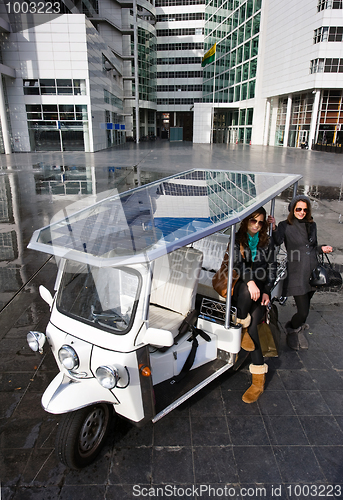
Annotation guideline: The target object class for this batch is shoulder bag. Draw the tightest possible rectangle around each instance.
[309,253,342,288]
[212,242,243,297]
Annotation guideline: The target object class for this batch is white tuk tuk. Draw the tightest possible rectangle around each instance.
[27,169,301,469]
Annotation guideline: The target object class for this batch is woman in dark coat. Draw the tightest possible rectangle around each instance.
[269,195,332,350]
[214,206,276,403]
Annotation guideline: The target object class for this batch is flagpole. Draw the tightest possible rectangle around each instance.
[211,47,216,144]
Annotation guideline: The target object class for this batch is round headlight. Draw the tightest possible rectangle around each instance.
[27,331,46,353]
[58,345,79,371]
[95,366,119,389]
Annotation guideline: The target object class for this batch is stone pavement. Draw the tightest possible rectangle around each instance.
[1,143,343,500]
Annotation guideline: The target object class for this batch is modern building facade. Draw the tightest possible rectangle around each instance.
[0,0,157,153]
[194,0,343,148]
[0,0,342,152]
[155,0,205,140]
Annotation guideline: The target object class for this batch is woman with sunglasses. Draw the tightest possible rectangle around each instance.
[268,195,332,350]
[230,207,276,403]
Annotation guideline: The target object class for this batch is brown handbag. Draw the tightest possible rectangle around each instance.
[212,243,242,298]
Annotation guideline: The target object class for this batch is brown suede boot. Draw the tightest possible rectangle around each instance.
[236,314,254,351]
[242,363,268,403]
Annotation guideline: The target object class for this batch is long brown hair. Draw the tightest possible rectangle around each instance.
[287,197,313,224]
[236,207,269,248]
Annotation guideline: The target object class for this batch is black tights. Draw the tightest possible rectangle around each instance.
[232,280,265,365]
[291,292,315,329]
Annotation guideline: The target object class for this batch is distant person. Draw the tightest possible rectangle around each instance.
[268,196,332,350]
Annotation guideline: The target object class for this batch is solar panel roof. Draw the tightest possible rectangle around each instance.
[28,169,302,267]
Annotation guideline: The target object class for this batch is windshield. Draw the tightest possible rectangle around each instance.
[57,261,141,334]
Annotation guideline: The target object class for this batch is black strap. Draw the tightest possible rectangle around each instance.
[323,252,333,268]
[172,335,199,383]
[172,326,210,384]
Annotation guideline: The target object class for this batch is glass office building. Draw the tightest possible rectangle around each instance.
[194,0,343,148]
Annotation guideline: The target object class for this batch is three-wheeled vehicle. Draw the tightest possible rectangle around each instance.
[27,169,301,469]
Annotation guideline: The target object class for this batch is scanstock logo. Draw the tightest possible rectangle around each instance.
[1,0,65,32]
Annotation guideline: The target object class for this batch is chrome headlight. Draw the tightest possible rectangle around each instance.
[58,345,79,371]
[27,331,46,354]
[95,365,119,389]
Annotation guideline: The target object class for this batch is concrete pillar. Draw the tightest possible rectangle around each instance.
[283,95,292,148]
[308,90,321,149]
[0,76,12,154]
[263,99,271,145]
[269,97,278,147]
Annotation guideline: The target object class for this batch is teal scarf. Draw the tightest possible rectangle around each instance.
[247,232,259,261]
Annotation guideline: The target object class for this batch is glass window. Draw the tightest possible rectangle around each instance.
[43,105,58,120]
[246,0,253,18]
[236,65,242,83]
[75,105,88,120]
[237,46,243,64]
[248,80,255,99]
[26,104,42,119]
[234,85,241,101]
[250,58,257,78]
[251,36,259,57]
[231,50,236,66]
[238,26,244,45]
[23,79,39,95]
[247,108,253,125]
[245,19,252,40]
[57,79,73,95]
[59,105,74,120]
[243,62,249,80]
[252,13,261,35]
[254,0,261,11]
[241,82,248,100]
[231,29,238,49]
[40,79,56,95]
[244,42,250,61]
[239,3,246,24]
[57,262,140,335]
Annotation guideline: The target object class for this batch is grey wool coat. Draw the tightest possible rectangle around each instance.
[272,218,319,297]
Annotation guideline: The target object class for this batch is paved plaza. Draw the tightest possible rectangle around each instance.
[1,142,343,500]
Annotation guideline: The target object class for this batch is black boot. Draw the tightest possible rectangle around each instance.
[285,322,309,350]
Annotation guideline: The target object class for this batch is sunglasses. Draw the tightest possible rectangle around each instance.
[249,218,264,227]
[295,207,308,213]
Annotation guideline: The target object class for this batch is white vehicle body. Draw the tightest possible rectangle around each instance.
[27,169,302,468]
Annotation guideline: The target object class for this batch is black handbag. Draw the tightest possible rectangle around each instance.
[309,253,342,288]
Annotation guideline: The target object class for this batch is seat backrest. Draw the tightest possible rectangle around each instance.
[193,233,230,271]
[150,247,203,315]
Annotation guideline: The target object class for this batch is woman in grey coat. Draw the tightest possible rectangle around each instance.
[268,195,332,350]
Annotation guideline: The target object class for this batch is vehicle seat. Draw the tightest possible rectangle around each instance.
[193,232,230,301]
[148,246,203,338]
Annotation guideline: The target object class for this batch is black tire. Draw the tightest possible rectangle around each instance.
[56,403,113,469]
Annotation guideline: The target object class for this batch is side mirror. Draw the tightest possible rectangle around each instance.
[142,328,173,348]
[39,285,53,308]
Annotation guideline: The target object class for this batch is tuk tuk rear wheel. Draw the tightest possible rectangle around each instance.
[56,403,113,469]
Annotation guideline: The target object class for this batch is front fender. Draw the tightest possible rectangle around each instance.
[41,373,120,414]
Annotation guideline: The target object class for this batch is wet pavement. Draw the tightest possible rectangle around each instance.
[1,142,343,499]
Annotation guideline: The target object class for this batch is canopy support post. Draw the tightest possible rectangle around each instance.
[225,224,236,329]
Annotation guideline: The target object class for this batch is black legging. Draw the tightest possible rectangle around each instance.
[291,291,315,329]
[232,280,266,365]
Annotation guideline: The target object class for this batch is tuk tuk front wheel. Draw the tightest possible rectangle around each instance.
[56,403,113,469]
